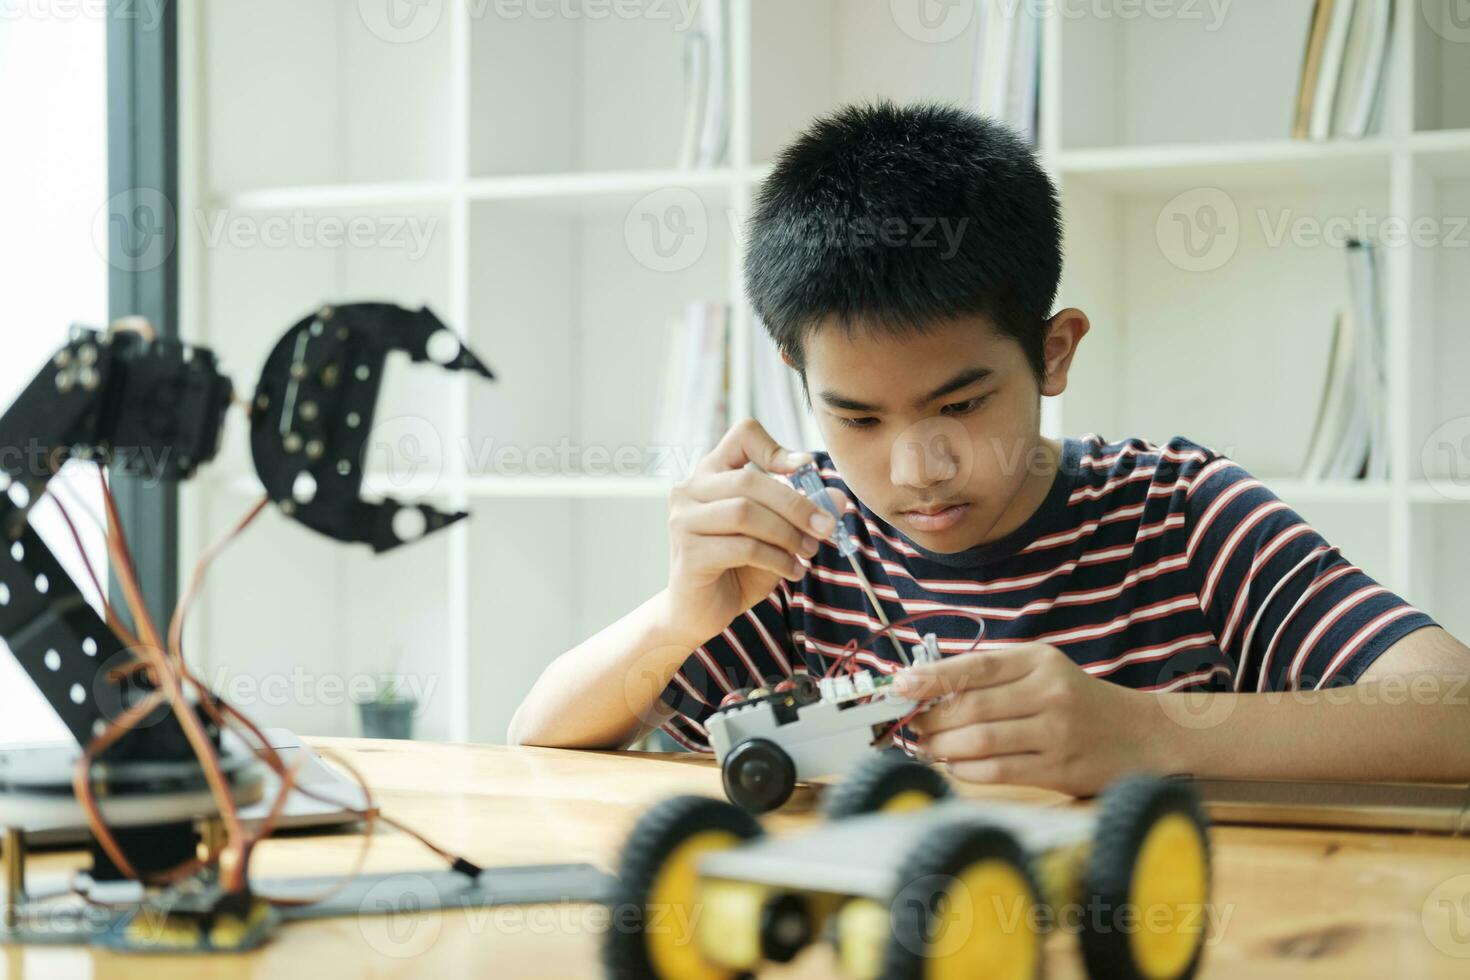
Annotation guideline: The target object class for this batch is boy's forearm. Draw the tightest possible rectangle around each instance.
[508,589,702,750]
[1138,675,1470,782]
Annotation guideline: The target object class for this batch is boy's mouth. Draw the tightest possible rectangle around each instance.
[899,502,971,533]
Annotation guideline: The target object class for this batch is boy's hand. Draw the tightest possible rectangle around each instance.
[894,644,1163,797]
[664,419,848,648]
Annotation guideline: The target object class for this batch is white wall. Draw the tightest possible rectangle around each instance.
[0,13,108,744]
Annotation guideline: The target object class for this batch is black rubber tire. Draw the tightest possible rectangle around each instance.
[1079,775,1212,980]
[721,737,797,814]
[824,750,953,820]
[603,794,764,980]
[882,821,1045,980]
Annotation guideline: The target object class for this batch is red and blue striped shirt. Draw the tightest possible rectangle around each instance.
[658,435,1436,752]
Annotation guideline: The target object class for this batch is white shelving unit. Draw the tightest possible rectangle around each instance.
[178,1,1470,744]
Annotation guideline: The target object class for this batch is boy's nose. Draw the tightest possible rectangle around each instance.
[890,427,961,489]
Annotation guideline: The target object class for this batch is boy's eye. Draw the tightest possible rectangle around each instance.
[942,395,989,416]
[836,416,880,429]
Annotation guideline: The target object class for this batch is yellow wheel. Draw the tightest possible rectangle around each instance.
[604,795,764,980]
[1080,776,1211,980]
[881,823,1044,980]
[825,751,952,820]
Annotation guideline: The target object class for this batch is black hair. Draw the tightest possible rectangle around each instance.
[744,101,1062,385]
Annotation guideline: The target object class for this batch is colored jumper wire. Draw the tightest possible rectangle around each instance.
[787,461,911,667]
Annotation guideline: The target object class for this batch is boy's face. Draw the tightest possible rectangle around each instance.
[802,315,1059,555]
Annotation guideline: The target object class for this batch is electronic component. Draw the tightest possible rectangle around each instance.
[709,630,952,812]
[0,304,595,955]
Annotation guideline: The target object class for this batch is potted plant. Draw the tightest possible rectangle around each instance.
[356,672,418,741]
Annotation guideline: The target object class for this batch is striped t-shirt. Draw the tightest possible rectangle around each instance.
[658,434,1437,752]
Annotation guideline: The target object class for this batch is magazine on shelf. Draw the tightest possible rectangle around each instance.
[1295,0,1393,140]
[676,0,728,168]
[1331,0,1393,139]
[1347,240,1389,481]
[1301,310,1357,480]
[1308,0,1359,140]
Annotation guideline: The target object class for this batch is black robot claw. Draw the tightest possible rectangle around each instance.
[249,303,494,553]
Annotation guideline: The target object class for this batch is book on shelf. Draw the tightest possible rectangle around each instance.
[1300,239,1387,481]
[1294,0,1394,141]
[1331,0,1393,139]
[971,0,1040,146]
[676,0,728,169]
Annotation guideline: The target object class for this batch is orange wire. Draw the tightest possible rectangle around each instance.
[73,462,474,904]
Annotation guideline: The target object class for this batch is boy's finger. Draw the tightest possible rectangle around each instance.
[893,647,1038,699]
[911,680,1038,735]
[699,418,811,476]
[693,469,836,540]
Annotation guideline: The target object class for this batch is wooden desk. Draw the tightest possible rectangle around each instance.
[5,738,1470,979]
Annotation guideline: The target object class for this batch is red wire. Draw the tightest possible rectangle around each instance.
[825,609,988,678]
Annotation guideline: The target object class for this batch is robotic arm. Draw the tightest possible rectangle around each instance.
[0,303,492,760]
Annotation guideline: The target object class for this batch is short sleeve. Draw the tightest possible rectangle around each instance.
[658,589,799,751]
[1182,453,1438,691]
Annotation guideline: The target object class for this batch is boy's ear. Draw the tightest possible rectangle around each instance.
[780,350,798,370]
[1040,308,1090,398]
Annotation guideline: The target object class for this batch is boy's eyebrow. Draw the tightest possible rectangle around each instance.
[818,366,993,414]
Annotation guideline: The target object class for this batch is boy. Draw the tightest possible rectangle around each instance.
[510,102,1470,795]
